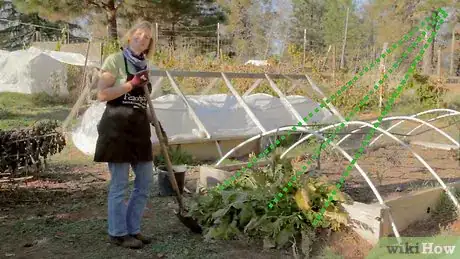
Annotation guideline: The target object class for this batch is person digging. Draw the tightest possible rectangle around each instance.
[94,21,163,249]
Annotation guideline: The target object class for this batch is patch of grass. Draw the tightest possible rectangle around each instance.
[218,158,243,165]
[0,92,71,130]
[48,139,94,166]
[442,92,460,111]
[432,187,460,220]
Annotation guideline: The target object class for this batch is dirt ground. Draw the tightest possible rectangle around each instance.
[2,141,458,259]
[0,151,296,259]
[301,117,460,204]
[1,92,459,259]
[2,142,352,259]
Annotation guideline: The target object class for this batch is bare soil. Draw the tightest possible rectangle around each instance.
[0,156,295,259]
[1,101,459,258]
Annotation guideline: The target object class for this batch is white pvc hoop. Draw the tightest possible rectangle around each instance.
[404,112,460,141]
[280,121,460,213]
[372,108,459,146]
[216,126,400,240]
[214,126,402,240]
[335,116,460,148]
[335,109,459,147]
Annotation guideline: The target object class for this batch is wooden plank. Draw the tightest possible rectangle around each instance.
[200,78,220,95]
[243,79,263,96]
[265,74,306,124]
[410,140,459,150]
[342,202,384,245]
[61,40,92,133]
[165,71,211,139]
[152,137,260,161]
[304,74,346,122]
[221,73,267,133]
[147,70,314,79]
[380,181,460,235]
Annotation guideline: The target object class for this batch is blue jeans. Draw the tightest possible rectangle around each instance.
[107,162,153,237]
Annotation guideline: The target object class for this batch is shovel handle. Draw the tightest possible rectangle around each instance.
[142,84,186,213]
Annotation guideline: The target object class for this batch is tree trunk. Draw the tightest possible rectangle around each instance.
[106,0,118,40]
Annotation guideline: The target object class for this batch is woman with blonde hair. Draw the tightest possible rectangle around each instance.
[94,21,156,249]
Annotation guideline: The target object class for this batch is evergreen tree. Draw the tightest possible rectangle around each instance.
[0,0,84,50]
[12,0,124,40]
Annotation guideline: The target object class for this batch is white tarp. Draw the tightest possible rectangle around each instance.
[71,93,336,155]
[0,47,98,95]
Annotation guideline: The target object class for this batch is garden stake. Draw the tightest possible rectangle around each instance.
[142,82,203,234]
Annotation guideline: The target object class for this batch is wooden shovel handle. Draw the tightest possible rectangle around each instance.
[142,84,186,213]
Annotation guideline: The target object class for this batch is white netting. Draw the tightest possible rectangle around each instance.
[71,93,338,155]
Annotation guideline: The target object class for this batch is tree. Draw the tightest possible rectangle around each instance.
[119,0,225,51]
[367,0,459,72]
[12,0,126,40]
[0,0,84,50]
[216,0,274,60]
[122,0,224,28]
[290,0,326,52]
[322,0,368,70]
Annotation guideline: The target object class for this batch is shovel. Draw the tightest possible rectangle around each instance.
[142,83,203,234]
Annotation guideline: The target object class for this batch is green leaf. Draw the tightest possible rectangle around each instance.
[275,227,294,247]
[238,204,254,228]
[243,217,260,234]
[212,207,230,219]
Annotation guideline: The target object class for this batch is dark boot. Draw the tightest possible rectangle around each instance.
[130,233,153,244]
[109,235,143,249]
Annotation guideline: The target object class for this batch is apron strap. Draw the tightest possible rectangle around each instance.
[123,55,130,77]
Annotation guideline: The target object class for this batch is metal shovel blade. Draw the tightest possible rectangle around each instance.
[175,210,203,234]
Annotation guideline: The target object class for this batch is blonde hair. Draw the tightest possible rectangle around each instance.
[121,20,156,58]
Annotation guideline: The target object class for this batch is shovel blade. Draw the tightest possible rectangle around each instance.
[176,213,202,234]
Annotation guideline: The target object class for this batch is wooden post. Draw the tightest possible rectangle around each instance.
[379,42,388,112]
[61,40,92,133]
[437,48,441,78]
[450,25,456,76]
[100,42,104,66]
[340,7,349,70]
[217,23,220,59]
[321,45,332,71]
[423,32,430,75]
[155,23,159,43]
[303,28,307,66]
[332,45,336,82]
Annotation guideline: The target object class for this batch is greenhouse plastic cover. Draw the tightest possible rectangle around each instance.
[72,93,336,155]
[0,47,98,95]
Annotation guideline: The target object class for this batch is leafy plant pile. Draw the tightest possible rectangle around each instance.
[187,155,351,257]
[0,120,66,174]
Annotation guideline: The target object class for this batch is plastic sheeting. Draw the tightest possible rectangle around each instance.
[0,47,98,95]
[71,93,336,155]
